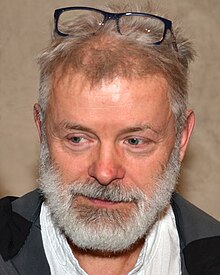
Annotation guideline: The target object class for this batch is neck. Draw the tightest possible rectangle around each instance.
[68,238,145,275]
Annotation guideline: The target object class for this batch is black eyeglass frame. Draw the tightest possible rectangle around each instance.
[54,6,173,45]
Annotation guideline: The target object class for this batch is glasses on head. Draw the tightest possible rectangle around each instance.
[54,7,175,46]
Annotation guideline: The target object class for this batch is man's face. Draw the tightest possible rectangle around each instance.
[46,72,176,194]
[36,71,190,252]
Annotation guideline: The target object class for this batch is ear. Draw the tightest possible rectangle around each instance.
[179,110,195,161]
[33,103,42,143]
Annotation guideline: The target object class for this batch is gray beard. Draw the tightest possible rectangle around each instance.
[38,138,181,253]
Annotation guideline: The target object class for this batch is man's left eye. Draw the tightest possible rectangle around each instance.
[127,137,142,146]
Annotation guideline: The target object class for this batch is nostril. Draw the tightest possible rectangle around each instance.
[88,161,125,186]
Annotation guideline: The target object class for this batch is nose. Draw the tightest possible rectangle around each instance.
[88,145,125,186]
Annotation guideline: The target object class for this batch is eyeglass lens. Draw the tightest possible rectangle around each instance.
[57,10,105,35]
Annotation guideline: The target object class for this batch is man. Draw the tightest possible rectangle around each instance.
[0,1,220,274]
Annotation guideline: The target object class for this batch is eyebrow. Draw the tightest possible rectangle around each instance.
[57,120,159,135]
[117,125,159,135]
[57,121,95,134]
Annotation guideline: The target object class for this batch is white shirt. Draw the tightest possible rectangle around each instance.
[40,203,181,275]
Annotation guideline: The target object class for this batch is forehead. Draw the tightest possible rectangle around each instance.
[48,70,172,131]
[51,69,170,102]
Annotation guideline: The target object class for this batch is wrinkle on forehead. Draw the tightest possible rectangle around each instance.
[47,70,174,138]
[49,69,171,116]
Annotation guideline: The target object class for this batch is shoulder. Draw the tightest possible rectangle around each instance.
[10,189,43,221]
[0,189,42,211]
[172,192,220,275]
[0,189,43,261]
[172,192,220,243]
[0,190,50,273]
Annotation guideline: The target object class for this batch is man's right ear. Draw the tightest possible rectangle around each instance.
[33,103,42,143]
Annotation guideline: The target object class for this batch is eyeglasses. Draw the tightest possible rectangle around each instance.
[54,7,174,46]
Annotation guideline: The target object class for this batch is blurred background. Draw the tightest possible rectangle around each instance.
[0,0,220,219]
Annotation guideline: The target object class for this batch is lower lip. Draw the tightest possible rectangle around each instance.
[88,198,120,206]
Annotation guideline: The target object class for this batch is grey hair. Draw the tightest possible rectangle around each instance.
[37,1,195,135]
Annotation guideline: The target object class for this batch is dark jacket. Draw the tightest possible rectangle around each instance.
[0,189,220,275]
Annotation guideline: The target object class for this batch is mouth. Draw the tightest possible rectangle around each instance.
[88,198,122,207]
[75,195,133,209]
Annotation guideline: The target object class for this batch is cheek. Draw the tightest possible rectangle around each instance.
[56,157,91,184]
[122,154,166,196]
[48,142,91,184]
[123,135,176,194]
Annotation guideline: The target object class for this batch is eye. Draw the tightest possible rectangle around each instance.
[127,137,143,146]
[124,136,155,153]
[70,136,84,144]
[66,134,96,151]
[68,135,89,146]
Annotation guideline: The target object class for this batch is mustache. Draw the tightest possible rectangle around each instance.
[66,180,146,203]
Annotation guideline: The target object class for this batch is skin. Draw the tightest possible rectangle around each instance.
[34,70,194,275]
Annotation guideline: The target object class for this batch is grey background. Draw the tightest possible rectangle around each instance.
[0,0,220,219]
